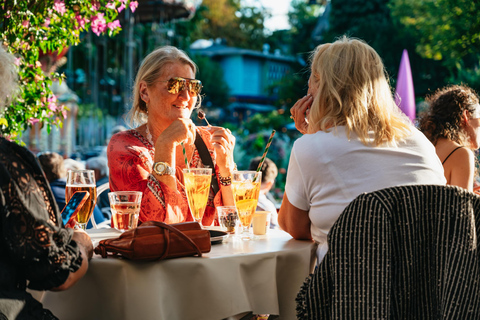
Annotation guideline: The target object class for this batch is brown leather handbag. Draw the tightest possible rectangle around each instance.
[94,221,211,261]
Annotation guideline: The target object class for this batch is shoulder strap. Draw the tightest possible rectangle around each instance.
[442,146,464,165]
[194,133,220,195]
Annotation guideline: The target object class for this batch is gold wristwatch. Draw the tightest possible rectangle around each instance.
[153,162,175,176]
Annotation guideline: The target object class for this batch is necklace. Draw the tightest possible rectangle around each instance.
[145,124,154,146]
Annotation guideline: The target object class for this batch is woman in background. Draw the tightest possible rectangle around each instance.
[419,84,480,191]
[280,36,446,263]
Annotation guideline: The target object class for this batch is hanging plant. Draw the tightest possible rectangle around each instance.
[0,0,138,142]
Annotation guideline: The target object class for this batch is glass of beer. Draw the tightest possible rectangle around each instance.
[66,170,97,230]
[232,171,262,240]
[108,191,142,231]
[183,168,212,226]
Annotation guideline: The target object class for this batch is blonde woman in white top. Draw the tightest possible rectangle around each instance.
[279,36,446,262]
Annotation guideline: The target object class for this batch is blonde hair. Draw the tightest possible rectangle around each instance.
[307,36,412,146]
[127,46,198,127]
[0,45,18,113]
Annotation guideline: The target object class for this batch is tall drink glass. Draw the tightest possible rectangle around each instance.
[66,170,97,230]
[183,168,212,226]
[232,171,262,240]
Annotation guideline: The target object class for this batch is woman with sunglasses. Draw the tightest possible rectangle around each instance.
[107,46,236,225]
[419,85,480,191]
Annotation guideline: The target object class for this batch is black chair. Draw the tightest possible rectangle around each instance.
[296,185,480,319]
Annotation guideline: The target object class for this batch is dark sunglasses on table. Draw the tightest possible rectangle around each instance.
[160,77,203,96]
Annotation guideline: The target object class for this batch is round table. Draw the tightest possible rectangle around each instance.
[40,228,317,320]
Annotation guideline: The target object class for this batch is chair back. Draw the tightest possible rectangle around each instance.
[296,184,480,319]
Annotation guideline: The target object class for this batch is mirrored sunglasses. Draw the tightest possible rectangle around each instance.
[162,77,202,96]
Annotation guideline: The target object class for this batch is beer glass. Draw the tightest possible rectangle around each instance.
[183,168,212,226]
[66,170,97,230]
[232,171,262,240]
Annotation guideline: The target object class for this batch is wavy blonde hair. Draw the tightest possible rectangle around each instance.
[127,46,198,127]
[307,36,412,146]
[0,45,18,113]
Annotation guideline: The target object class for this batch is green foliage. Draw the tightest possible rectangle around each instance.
[191,54,230,108]
[321,0,450,98]
[389,0,480,71]
[175,0,269,50]
[0,0,134,141]
[287,0,321,56]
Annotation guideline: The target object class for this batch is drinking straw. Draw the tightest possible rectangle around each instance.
[181,142,190,170]
[254,129,276,182]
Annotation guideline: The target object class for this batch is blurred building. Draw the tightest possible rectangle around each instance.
[190,40,301,121]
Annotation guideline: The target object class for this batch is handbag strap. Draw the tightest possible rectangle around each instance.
[194,133,220,195]
[143,221,203,258]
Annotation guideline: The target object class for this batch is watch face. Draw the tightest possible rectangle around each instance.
[156,163,166,173]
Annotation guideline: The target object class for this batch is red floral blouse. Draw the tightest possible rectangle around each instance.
[107,127,224,226]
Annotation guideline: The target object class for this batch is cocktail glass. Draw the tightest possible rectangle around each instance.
[183,168,212,226]
[232,171,262,240]
[66,170,97,230]
[108,191,142,231]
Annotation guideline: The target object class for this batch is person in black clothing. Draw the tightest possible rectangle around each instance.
[0,45,92,320]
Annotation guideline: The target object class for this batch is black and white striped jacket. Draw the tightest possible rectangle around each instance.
[296,184,480,319]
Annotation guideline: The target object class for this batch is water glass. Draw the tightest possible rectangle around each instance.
[108,191,142,231]
[217,206,239,234]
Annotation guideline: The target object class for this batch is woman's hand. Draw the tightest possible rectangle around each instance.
[290,94,313,134]
[52,229,92,291]
[208,126,236,176]
[156,119,196,148]
[72,229,93,260]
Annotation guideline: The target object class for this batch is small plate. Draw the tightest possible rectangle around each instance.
[209,230,228,244]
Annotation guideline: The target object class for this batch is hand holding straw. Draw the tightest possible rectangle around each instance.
[254,129,276,182]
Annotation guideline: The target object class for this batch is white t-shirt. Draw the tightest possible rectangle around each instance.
[285,126,446,262]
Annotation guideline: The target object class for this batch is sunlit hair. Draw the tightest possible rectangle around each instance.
[307,36,412,146]
[0,45,18,113]
[127,46,199,127]
[418,84,479,146]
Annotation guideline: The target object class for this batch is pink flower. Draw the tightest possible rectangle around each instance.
[47,96,57,103]
[28,118,40,126]
[129,1,138,12]
[91,13,107,36]
[62,110,67,119]
[107,20,121,31]
[14,58,21,66]
[117,3,125,13]
[106,2,116,10]
[75,14,87,30]
[22,20,29,28]
[53,0,66,15]
[44,18,50,27]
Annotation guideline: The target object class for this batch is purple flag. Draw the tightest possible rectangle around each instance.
[395,49,416,121]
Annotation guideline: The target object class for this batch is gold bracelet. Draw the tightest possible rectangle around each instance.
[218,173,232,186]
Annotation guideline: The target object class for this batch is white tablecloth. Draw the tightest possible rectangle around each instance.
[41,229,317,320]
